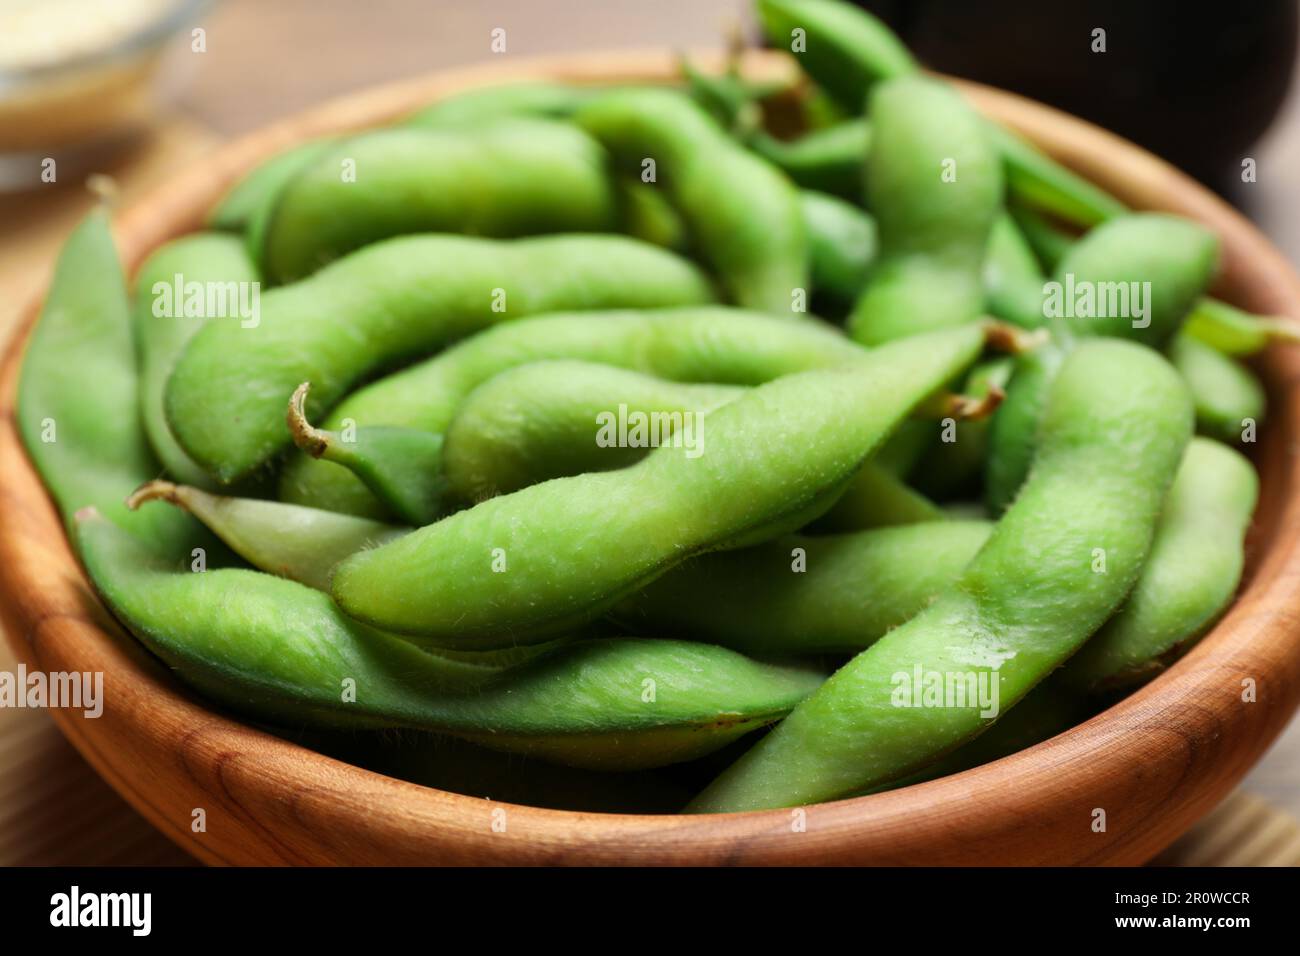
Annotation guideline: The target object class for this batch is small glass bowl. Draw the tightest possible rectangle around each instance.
[0,0,213,192]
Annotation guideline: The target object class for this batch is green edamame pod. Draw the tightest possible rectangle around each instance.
[847,75,1004,345]
[131,232,261,489]
[1063,438,1257,693]
[1169,333,1266,444]
[213,85,613,256]
[442,360,741,503]
[331,324,988,647]
[286,382,448,525]
[983,122,1127,228]
[207,139,335,240]
[801,189,877,302]
[278,306,865,517]
[260,121,621,283]
[985,344,1065,513]
[690,338,1193,811]
[575,88,808,314]
[308,357,959,529]
[985,214,1218,512]
[808,460,946,531]
[616,181,877,297]
[1039,214,1220,348]
[1008,203,1075,271]
[871,679,1088,793]
[618,177,690,252]
[755,0,916,111]
[77,511,823,769]
[983,213,1045,328]
[17,210,193,557]
[127,479,405,591]
[165,235,716,484]
[1182,296,1300,357]
[615,521,992,655]
[748,120,871,201]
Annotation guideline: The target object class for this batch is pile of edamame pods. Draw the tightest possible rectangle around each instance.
[20,0,1285,814]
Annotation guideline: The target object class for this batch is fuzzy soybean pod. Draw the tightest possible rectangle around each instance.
[440,357,961,514]
[984,344,1065,514]
[1169,333,1266,444]
[749,120,871,201]
[17,210,194,558]
[328,359,944,529]
[127,480,405,591]
[985,214,1219,512]
[847,75,1004,346]
[443,360,741,503]
[618,183,878,301]
[801,189,878,303]
[689,339,1193,812]
[982,122,1127,228]
[755,0,916,111]
[868,679,1089,794]
[808,460,946,530]
[615,521,992,655]
[1008,203,1075,271]
[260,120,621,283]
[131,233,261,489]
[210,86,596,253]
[1039,214,1220,349]
[164,235,715,484]
[575,88,808,314]
[331,324,988,647]
[1063,438,1257,693]
[982,214,1046,329]
[1182,296,1300,357]
[277,306,865,517]
[287,382,449,525]
[76,512,823,770]
[207,138,336,248]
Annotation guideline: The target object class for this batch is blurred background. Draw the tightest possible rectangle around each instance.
[1,0,1299,865]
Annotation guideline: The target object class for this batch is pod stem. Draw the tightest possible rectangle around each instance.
[85,174,119,208]
[946,384,1006,422]
[286,382,331,458]
[984,319,1050,355]
[126,479,182,511]
[916,386,1006,422]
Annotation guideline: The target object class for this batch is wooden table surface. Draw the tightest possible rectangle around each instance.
[2,0,1299,866]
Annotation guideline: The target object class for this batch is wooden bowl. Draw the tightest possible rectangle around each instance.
[3,50,1299,866]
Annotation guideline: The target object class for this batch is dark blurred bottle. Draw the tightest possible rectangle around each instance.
[856,0,1298,185]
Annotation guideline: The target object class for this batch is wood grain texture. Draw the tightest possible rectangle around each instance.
[2,50,1299,866]
[1155,792,1300,866]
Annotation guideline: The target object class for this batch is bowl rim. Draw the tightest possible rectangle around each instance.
[3,48,1300,866]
